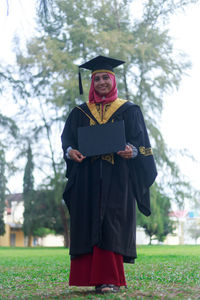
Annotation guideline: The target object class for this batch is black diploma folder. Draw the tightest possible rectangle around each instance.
[78,120,126,157]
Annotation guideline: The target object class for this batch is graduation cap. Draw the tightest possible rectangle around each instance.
[78,55,125,94]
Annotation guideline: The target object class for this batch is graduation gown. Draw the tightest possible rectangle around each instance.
[61,98,157,263]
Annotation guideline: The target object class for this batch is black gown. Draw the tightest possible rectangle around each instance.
[61,98,157,263]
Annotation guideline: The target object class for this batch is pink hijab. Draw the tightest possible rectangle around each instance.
[89,72,118,104]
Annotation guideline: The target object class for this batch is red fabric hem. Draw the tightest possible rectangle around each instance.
[69,246,126,287]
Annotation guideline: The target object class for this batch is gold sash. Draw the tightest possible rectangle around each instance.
[86,98,127,124]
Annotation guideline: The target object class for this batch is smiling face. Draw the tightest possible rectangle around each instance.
[93,72,113,96]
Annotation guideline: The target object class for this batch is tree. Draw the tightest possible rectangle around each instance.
[33,227,55,238]
[0,113,19,236]
[188,221,200,244]
[0,150,6,236]
[32,187,70,247]
[137,183,175,244]
[0,114,19,174]
[23,143,35,246]
[15,0,198,205]
[3,0,199,244]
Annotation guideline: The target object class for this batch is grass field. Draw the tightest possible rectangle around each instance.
[0,245,200,299]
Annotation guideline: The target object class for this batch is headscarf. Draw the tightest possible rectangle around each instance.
[89,72,118,104]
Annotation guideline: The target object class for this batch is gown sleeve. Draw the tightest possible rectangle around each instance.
[61,108,79,158]
[124,105,157,216]
[61,108,80,179]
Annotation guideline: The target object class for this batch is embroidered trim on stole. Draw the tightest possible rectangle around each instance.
[86,98,127,124]
[139,146,153,156]
[76,106,96,125]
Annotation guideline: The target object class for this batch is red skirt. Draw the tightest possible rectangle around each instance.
[69,246,126,286]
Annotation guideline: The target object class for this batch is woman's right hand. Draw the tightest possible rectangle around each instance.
[69,149,86,162]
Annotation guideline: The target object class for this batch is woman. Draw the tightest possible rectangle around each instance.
[61,55,157,293]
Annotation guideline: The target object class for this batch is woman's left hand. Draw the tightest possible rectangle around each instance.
[117,145,133,159]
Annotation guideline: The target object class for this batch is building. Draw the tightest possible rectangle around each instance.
[0,193,28,247]
[0,193,63,247]
[137,210,200,245]
[164,210,200,245]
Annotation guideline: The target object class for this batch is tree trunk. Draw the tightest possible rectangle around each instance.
[123,66,130,100]
[28,234,32,247]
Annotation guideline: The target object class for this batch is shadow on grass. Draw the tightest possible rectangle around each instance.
[46,287,125,299]
[46,287,156,299]
[57,285,200,300]
[47,292,157,300]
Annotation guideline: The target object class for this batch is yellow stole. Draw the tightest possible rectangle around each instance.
[86,98,127,125]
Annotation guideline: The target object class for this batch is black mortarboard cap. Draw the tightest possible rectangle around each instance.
[78,55,125,95]
[78,120,126,157]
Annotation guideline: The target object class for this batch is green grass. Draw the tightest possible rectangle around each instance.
[0,245,200,299]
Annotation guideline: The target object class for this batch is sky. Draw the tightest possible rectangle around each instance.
[161,5,200,191]
[0,1,200,200]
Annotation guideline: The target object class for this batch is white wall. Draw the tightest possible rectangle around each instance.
[37,234,64,247]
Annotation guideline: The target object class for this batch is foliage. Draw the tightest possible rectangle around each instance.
[0,150,6,235]
[23,144,34,195]
[14,0,199,208]
[0,246,200,299]
[187,220,200,244]
[0,113,19,189]
[39,179,70,247]
[137,183,175,243]
[22,143,68,242]
[0,114,18,143]
[31,188,68,237]
[33,227,55,237]
[0,112,19,235]
[0,68,26,100]
[1,0,199,244]
[21,124,69,246]
[23,143,35,245]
